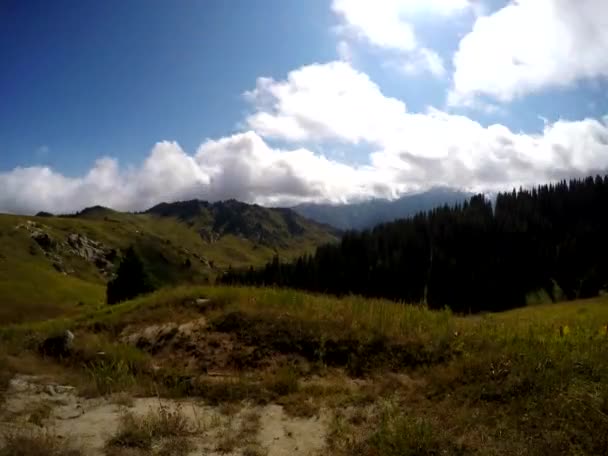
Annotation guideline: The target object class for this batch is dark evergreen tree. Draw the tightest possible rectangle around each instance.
[106,246,154,305]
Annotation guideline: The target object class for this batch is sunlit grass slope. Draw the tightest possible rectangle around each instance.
[0,204,336,324]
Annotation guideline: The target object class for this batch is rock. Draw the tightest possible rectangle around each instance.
[199,228,219,243]
[44,384,76,396]
[54,404,84,420]
[65,233,117,273]
[105,249,118,262]
[39,330,74,358]
[31,230,55,250]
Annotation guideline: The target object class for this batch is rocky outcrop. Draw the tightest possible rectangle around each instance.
[16,222,117,276]
[65,233,117,276]
[180,247,211,268]
[199,228,219,243]
[17,222,57,252]
[31,231,55,250]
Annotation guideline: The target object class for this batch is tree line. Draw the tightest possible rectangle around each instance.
[220,175,608,313]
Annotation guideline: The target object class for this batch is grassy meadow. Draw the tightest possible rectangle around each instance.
[1,286,607,454]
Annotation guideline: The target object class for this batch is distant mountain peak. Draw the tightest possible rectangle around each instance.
[292,188,472,230]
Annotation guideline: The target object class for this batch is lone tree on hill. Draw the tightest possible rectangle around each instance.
[106,246,154,305]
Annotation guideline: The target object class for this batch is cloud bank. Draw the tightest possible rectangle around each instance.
[2,60,608,214]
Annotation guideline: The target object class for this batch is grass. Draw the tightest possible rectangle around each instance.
[215,409,263,454]
[1,285,608,454]
[0,207,335,325]
[0,429,83,456]
[25,401,53,426]
[104,404,194,454]
[327,401,464,456]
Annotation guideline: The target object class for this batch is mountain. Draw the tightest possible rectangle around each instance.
[292,187,472,230]
[145,199,339,246]
[0,200,337,324]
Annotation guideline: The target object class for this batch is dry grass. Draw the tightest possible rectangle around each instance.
[215,408,263,454]
[0,429,83,456]
[155,436,195,456]
[110,391,135,408]
[25,401,54,426]
[104,404,193,454]
[0,350,11,404]
[263,365,300,397]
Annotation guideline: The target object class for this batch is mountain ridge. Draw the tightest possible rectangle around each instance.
[292,187,473,230]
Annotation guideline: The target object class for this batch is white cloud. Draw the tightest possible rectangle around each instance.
[245,62,408,145]
[2,61,608,215]
[0,131,394,215]
[332,0,469,77]
[246,61,608,191]
[400,48,446,78]
[450,0,608,105]
[333,0,416,52]
[336,40,353,62]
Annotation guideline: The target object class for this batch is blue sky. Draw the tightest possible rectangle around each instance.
[1,0,608,213]
[0,0,335,173]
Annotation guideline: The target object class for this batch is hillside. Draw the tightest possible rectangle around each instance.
[1,286,607,455]
[0,200,337,324]
[292,187,472,230]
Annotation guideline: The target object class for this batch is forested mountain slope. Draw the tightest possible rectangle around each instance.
[223,176,608,313]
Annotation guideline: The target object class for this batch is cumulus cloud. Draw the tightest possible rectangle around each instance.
[245,62,408,144]
[0,131,394,215]
[246,61,608,191]
[450,0,608,105]
[400,48,446,78]
[331,0,469,77]
[2,61,608,215]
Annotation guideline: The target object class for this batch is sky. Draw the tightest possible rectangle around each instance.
[1,0,608,214]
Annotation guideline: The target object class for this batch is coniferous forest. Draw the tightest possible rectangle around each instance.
[220,176,608,313]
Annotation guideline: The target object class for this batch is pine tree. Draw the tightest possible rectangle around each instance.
[106,246,154,305]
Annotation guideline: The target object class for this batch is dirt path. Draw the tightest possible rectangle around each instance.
[0,375,329,455]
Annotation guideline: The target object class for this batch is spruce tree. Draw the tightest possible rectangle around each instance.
[106,246,154,305]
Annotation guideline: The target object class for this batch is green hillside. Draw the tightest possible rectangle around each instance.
[2,286,607,454]
[0,201,337,324]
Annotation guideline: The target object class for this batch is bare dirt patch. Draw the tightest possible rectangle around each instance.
[0,375,330,456]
